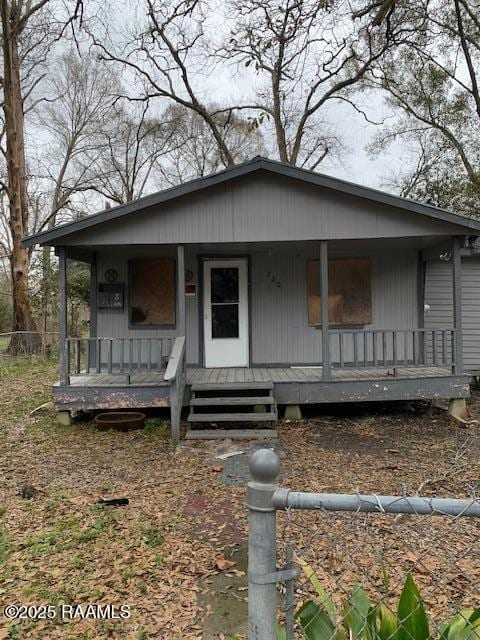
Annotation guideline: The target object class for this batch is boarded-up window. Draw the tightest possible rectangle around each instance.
[130,259,176,326]
[307,258,372,326]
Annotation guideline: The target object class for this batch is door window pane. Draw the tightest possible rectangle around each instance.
[211,268,239,303]
[212,304,239,338]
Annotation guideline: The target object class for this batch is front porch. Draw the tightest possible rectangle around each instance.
[54,332,471,425]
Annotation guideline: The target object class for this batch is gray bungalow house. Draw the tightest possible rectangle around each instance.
[23,157,480,440]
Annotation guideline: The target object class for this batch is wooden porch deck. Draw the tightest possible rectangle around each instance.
[67,365,453,388]
[188,365,455,384]
[56,364,470,413]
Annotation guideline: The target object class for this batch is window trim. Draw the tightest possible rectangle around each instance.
[128,257,178,330]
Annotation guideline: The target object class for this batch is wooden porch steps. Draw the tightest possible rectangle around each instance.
[189,412,277,422]
[185,429,278,440]
[191,381,274,391]
[190,396,273,406]
[186,382,278,440]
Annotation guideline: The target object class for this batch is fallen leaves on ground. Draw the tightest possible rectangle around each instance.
[1,357,480,638]
[213,554,236,571]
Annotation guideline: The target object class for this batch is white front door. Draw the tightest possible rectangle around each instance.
[203,259,249,368]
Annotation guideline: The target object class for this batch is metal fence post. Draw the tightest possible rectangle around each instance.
[247,448,281,640]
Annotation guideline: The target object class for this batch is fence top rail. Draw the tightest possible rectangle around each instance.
[0,331,59,336]
[272,489,480,518]
[249,449,480,519]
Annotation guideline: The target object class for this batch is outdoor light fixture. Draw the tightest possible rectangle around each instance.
[439,252,451,262]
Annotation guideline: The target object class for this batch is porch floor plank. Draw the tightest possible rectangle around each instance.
[217,368,229,384]
[189,368,202,385]
[291,367,317,381]
[244,368,255,382]
[254,368,269,382]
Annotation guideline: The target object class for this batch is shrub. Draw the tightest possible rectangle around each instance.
[277,560,480,640]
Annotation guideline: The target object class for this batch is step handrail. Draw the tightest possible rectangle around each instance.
[164,336,186,442]
[164,336,186,382]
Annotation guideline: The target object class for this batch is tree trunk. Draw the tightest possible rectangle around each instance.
[9,245,40,354]
[1,2,40,354]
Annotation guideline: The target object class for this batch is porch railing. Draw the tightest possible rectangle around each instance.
[60,328,461,388]
[328,328,457,374]
[62,337,174,385]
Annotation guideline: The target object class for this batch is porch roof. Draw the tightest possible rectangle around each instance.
[23,156,480,248]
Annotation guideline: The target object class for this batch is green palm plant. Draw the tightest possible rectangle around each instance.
[277,558,480,640]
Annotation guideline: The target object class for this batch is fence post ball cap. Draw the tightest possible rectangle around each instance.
[249,448,280,484]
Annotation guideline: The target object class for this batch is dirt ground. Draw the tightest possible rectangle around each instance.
[1,357,479,639]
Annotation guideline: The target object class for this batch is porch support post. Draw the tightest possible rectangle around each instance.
[89,252,97,370]
[452,236,463,375]
[89,253,97,338]
[320,240,331,381]
[58,247,68,386]
[417,252,425,364]
[177,244,186,337]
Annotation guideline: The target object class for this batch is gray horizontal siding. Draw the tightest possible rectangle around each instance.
[425,258,480,371]
[250,247,418,364]
[94,244,419,366]
[64,173,468,246]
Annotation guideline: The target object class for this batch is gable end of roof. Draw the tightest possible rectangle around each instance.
[22,156,480,247]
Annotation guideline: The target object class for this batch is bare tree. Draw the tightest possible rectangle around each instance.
[85,0,396,173]
[219,0,394,169]
[79,102,178,205]
[370,126,480,214]
[35,52,117,230]
[29,52,117,332]
[91,0,239,168]
[368,0,480,213]
[158,103,265,187]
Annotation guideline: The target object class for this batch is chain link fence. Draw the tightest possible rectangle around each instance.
[247,449,480,640]
[0,331,59,358]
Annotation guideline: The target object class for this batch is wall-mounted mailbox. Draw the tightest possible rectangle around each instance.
[98,283,124,310]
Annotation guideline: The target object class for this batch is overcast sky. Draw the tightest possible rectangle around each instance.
[110,2,412,194]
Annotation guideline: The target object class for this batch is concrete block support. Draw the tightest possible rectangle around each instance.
[284,405,302,420]
[56,410,72,426]
[448,398,468,421]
